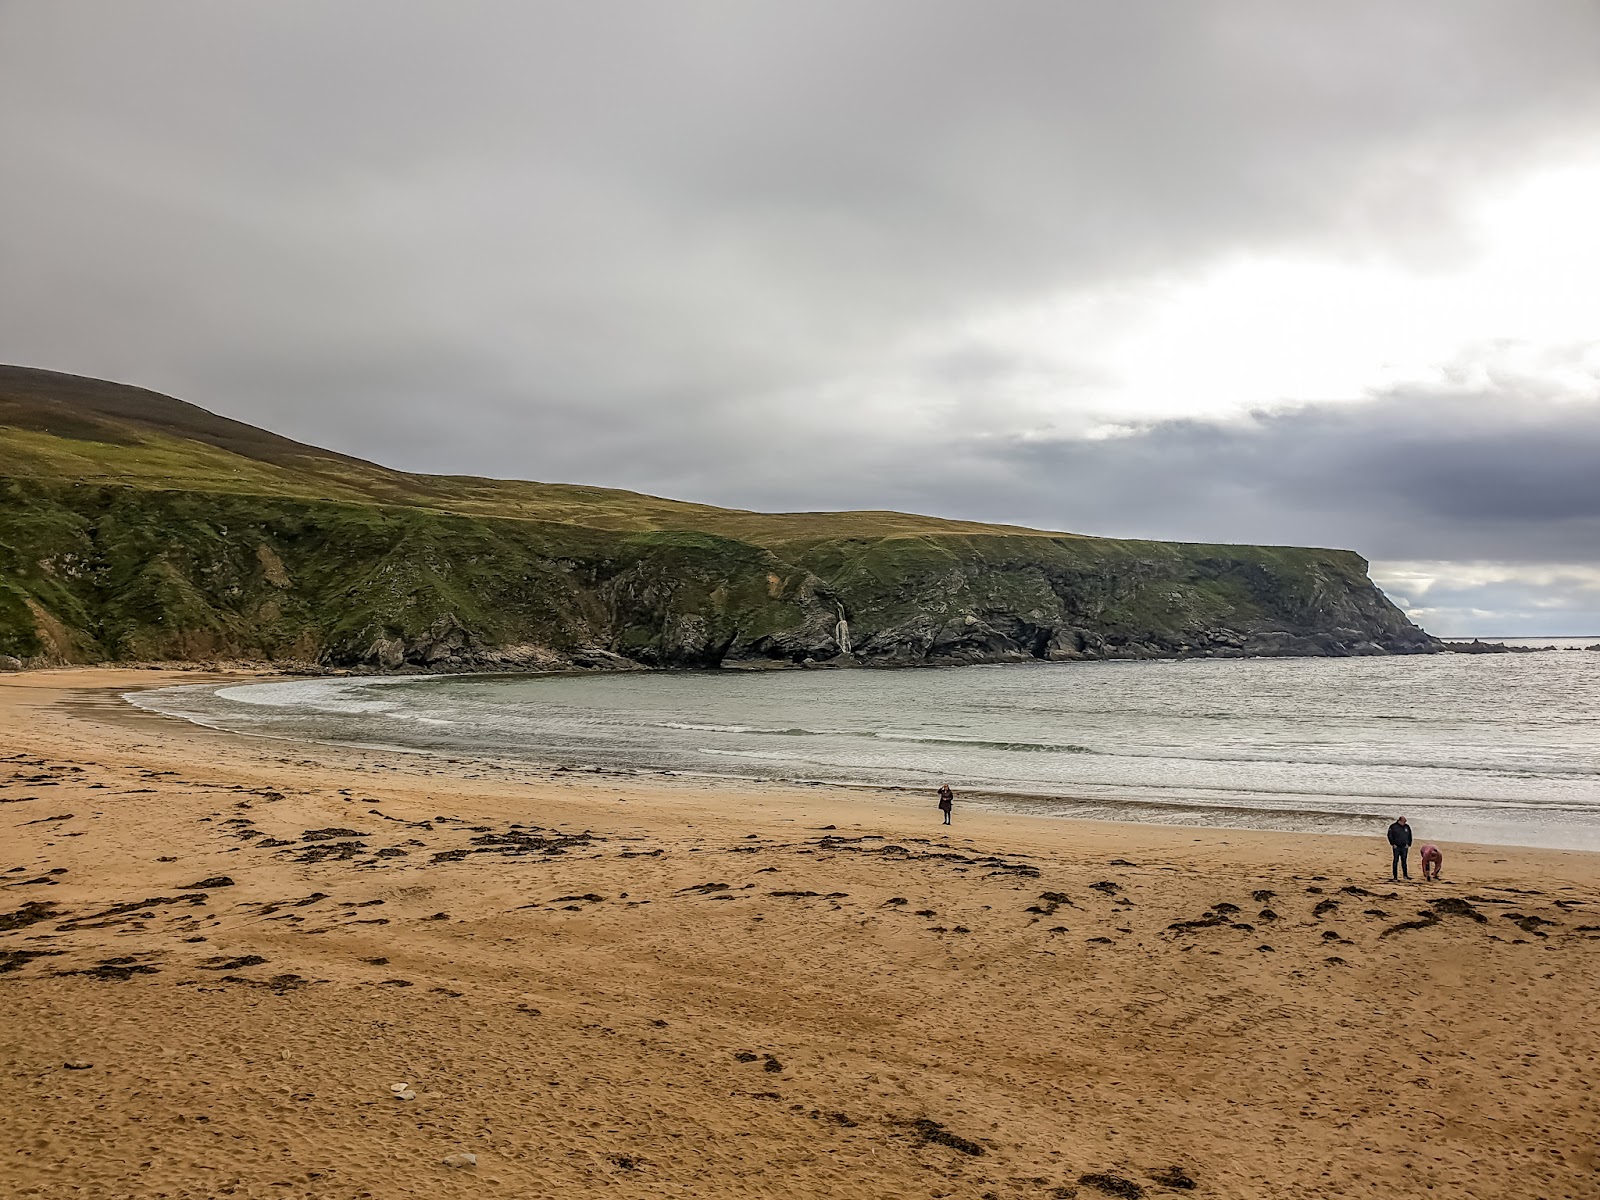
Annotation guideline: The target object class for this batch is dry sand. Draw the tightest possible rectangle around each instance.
[1,667,1596,1200]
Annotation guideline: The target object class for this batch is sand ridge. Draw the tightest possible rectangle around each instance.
[1,668,1597,1199]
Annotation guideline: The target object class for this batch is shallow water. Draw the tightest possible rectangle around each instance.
[129,649,1600,850]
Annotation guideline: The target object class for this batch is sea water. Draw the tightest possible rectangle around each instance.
[128,647,1600,850]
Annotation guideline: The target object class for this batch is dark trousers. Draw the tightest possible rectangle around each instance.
[1392,845,1409,879]
[941,808,951,824]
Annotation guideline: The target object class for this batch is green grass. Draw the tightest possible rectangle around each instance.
[0,365,1085,545]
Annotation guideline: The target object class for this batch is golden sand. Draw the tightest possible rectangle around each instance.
[2,668,1596,1199]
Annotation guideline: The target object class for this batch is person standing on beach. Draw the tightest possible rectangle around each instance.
[1420,843,1443,881]
[937,783,954,825]
[1387,816,1413,880]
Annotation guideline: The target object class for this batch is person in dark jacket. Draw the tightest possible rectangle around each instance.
[937,783,954,825]
[1387,816,1413,880]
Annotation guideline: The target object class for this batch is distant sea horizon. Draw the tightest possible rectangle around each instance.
[1439,635,1598,647]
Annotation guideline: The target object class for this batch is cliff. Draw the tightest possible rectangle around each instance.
[0,366,1438,671]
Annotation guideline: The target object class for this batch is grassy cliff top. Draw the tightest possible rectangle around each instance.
[0,365,1081,548]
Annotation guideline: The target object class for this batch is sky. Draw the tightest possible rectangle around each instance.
[3,2,1600,636]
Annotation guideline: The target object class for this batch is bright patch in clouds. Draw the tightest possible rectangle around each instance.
[955,156,1600,431]
[1374,562,1600,637]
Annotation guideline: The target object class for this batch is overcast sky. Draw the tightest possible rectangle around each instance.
[4,2,1600,635]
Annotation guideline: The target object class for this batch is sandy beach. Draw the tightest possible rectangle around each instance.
[2,668,1596,1200]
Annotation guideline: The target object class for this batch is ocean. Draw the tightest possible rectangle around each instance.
[128,645,1600,851]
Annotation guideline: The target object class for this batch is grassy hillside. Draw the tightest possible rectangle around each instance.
[0,366,1436,669]
[0,365,1069,542]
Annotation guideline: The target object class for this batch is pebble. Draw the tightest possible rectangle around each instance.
[63,1061,92,1070]
[442,1152,478,1169]
[389,1082,410,1093]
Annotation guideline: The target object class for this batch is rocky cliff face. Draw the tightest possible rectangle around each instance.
[773,533,1435,666]
[1,479,1437,672]
[0,365,1439,672]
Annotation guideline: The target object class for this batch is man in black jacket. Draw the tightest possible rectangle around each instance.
[1387,816,1413,880]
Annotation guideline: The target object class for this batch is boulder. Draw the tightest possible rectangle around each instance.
[363,637,406,671]
[567,647,644,671]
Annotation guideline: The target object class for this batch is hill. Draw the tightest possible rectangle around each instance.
[0,365,1069,541]
[0,365,1438,670]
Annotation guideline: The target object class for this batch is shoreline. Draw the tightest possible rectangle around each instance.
[3,667,1598,1199]
[7,629,1593,682]
[122,666,1600,855]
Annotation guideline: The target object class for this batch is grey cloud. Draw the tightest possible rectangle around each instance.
[892,382,1600,566]
[4,1,1600,475]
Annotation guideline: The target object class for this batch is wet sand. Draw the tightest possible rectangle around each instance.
[2,668,1597,1199]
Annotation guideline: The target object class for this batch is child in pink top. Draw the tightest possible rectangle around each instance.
[1419,844,1443,881]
